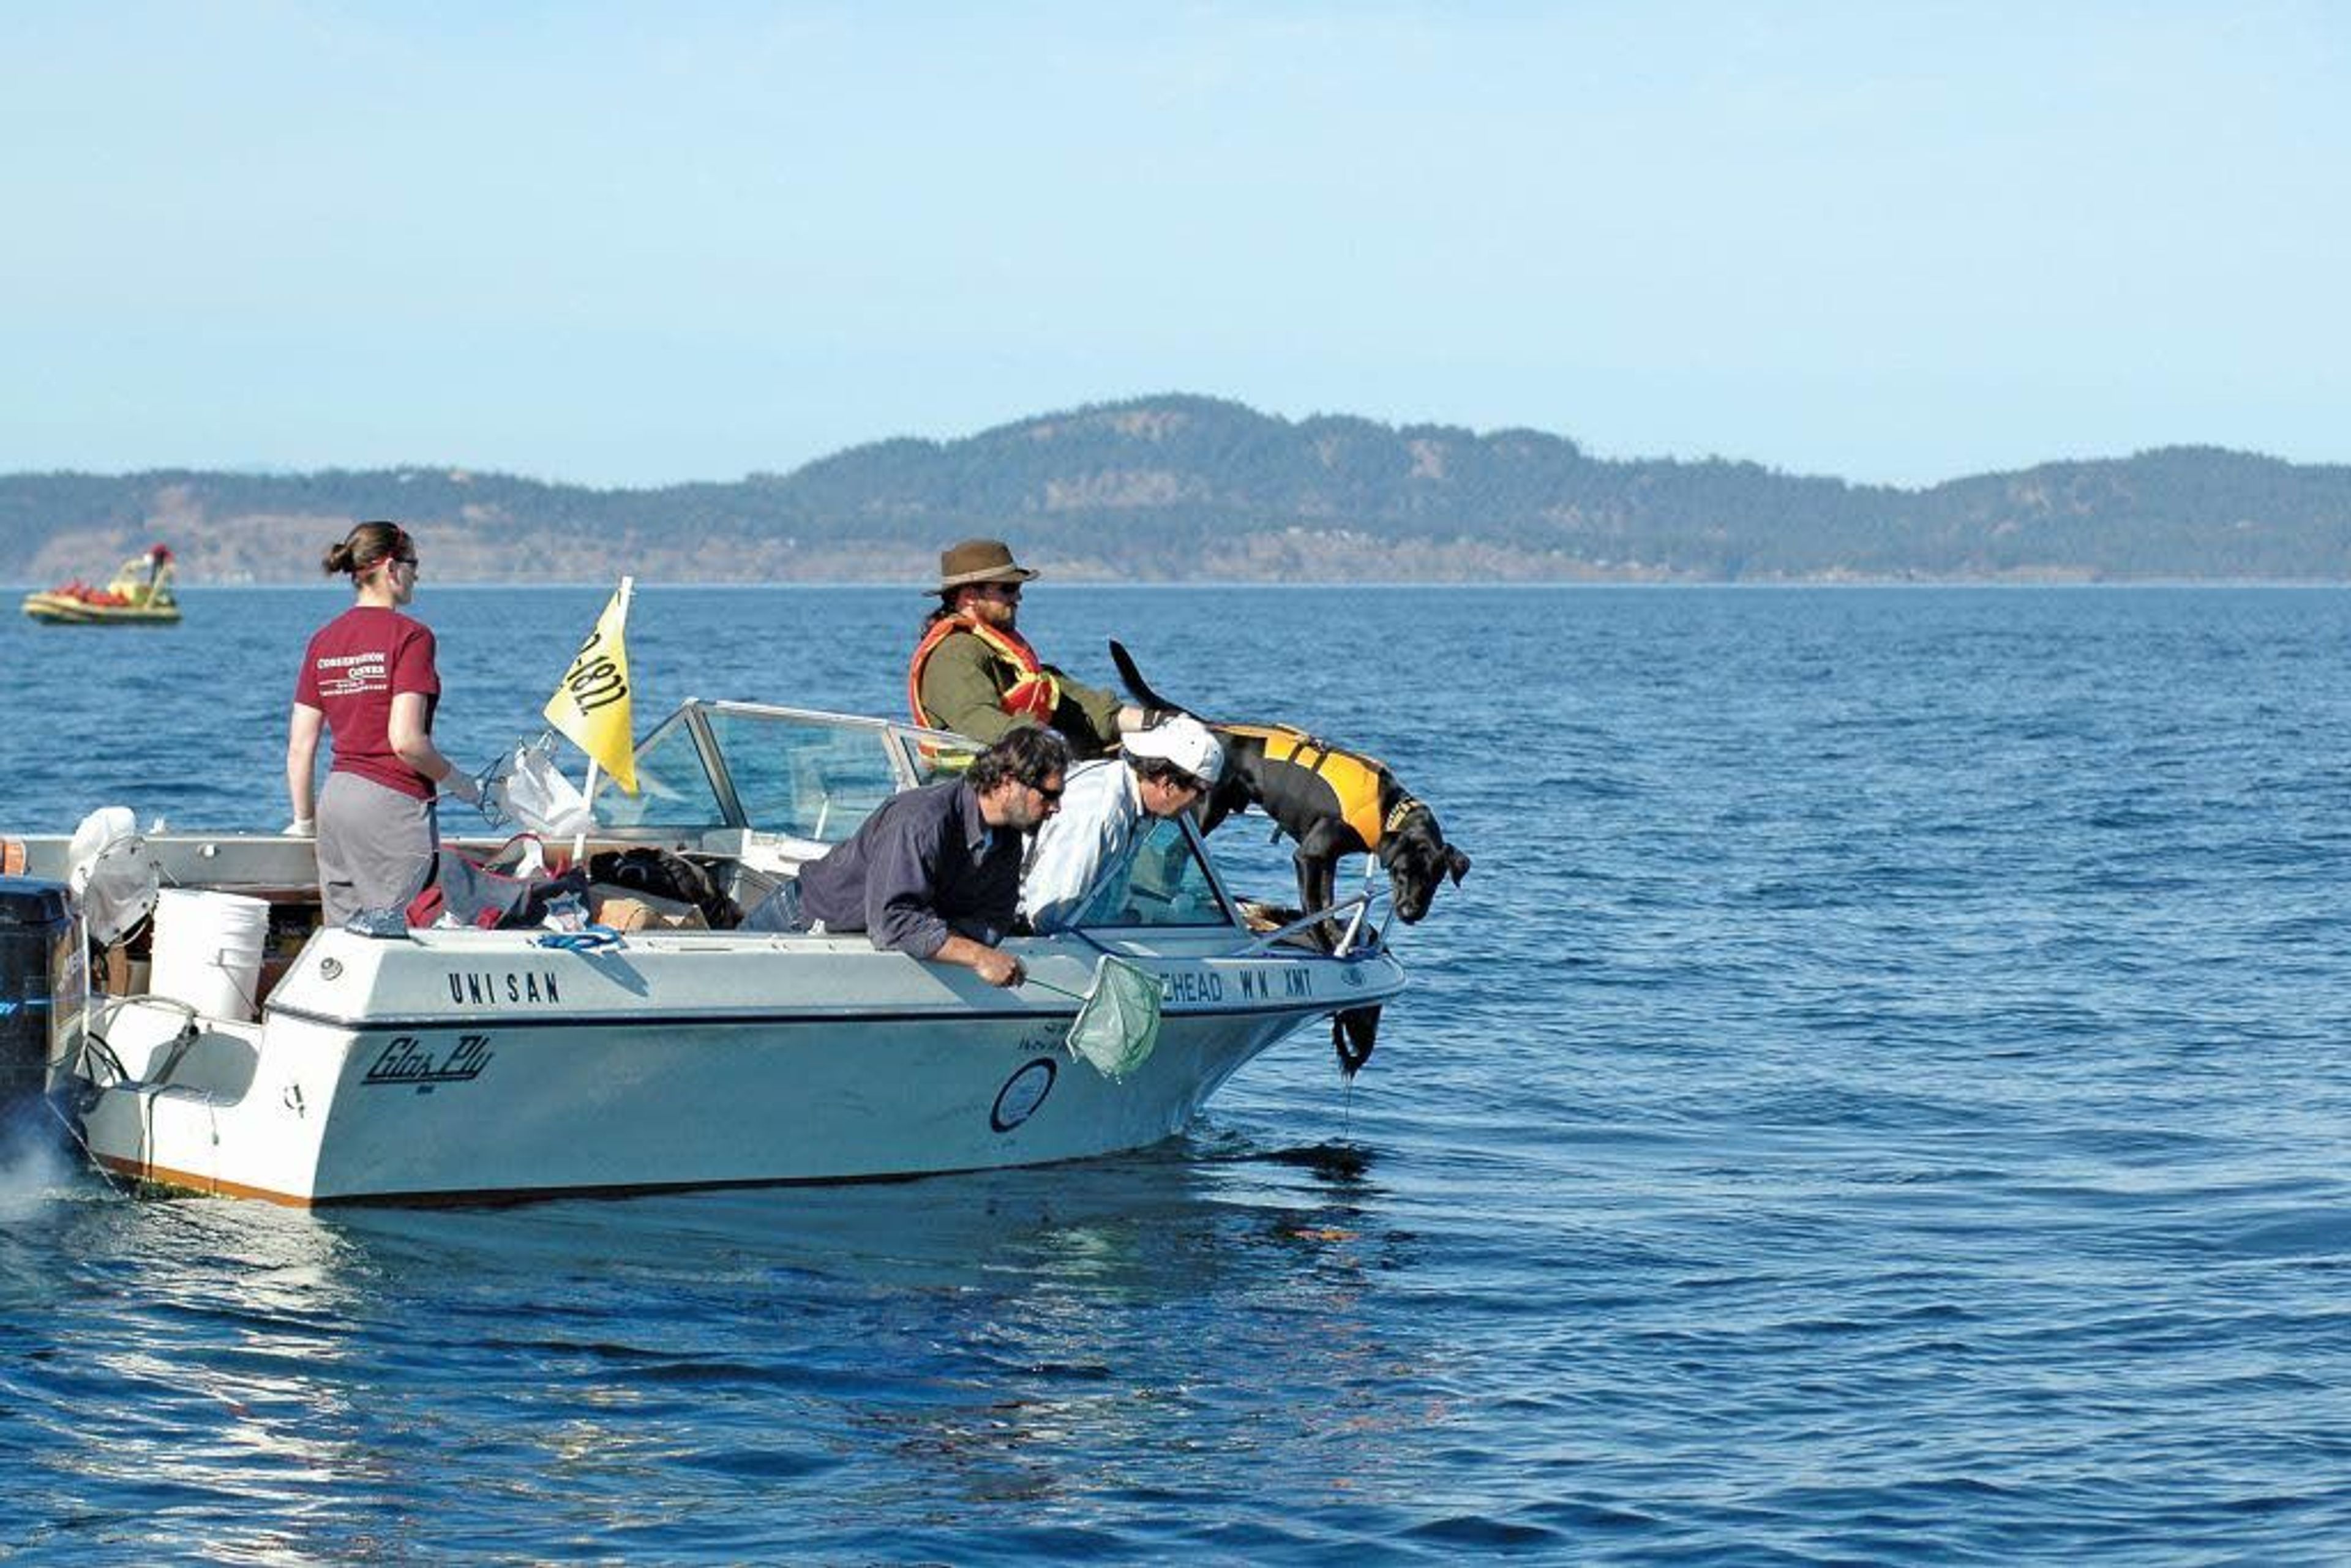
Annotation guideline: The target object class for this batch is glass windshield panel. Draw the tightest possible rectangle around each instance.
[596,713,725,830]
[1073,816,1231,928]
[895,729,983,785]
[706,709,903,843]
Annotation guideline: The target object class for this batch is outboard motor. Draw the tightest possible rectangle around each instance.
[0,876,84,1144]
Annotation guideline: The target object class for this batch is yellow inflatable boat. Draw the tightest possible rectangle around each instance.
[22,544,182,625]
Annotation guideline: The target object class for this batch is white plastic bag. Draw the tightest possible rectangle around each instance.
[66,806,160,945]
[493,738,595,839]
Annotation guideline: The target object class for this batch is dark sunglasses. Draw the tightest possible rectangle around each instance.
[1029,779,1065,803]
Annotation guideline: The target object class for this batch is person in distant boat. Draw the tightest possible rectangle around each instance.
[790,727,1071,988]
[285,520,479,925]
[907,538,1159,759]
[1019,715,1224,934]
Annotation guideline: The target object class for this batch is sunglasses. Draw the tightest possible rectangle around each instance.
[1029,779,1065,803]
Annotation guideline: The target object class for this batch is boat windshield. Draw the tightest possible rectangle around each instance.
[1074,816,1231,928]
[584,700,1240,924]
[596,700,980,842]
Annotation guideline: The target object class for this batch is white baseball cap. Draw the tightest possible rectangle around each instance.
[1125,714,1223,787]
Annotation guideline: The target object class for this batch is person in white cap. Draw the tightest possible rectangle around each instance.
[1018,715,1224,933]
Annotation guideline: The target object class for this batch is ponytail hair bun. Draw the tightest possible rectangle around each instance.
[322,520,411,579]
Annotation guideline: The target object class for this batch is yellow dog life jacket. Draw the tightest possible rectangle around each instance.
[1224,722,1391,851]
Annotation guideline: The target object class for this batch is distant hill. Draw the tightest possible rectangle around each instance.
[5,395,2349,583]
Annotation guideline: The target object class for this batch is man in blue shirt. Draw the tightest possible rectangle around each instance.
[795,727,1071,988]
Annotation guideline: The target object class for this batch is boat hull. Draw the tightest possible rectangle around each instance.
[21,591,181,625]
[70,926,1404,1206]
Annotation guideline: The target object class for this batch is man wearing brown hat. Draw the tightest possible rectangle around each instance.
[907,538,1150,758]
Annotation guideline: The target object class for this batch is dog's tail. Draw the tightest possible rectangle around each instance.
[1109,639,1198,719]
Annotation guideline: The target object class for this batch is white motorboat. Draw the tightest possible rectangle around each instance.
[0,699,1406,1206]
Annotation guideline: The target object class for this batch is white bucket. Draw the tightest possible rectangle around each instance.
[148,888,271,1022]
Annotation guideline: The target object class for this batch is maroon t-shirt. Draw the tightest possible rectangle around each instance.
[295,606,441,799]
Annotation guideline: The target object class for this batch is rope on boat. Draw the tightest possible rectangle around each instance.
[42,1094,131,1198]
[535,924,623,952]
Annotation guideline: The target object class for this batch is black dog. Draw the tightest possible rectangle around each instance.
[1112,644,1471,1076]
[1198,721,1474,938]
[1112,643,1472,936]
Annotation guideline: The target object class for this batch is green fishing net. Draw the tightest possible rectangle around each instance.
[1065,956,1163,1079]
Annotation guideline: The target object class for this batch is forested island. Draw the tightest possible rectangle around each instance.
[4,395,2348,584]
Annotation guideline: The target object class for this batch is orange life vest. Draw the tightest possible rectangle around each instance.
[907,612,1062,729]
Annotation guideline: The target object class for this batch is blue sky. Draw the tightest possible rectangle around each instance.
[4,1,2343,488]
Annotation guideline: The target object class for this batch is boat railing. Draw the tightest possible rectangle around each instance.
[1228,887,1390,959]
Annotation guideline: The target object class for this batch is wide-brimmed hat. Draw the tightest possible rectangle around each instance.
[1124,715,1224,787]
[933,538,1040,593]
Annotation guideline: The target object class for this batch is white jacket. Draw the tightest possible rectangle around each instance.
[1018,758,1143,932]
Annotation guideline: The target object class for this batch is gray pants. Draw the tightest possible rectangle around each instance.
[316,771,437,926]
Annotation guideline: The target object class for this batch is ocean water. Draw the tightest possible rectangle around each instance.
[2,583,2349,1564]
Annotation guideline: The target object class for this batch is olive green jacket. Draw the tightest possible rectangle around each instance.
[915,629,1123,758]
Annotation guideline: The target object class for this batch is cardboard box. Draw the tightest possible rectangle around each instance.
[590,885,708,932]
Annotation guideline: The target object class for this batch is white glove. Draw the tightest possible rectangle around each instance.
[283,817,316,838]
[443,770,482,805]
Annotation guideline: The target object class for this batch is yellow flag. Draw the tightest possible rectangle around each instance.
[543,578,638,793]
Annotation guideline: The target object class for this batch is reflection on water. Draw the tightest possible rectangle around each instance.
[10,588,2351,1559]
[1,1134,1424,1560]
[1,1185,392,1560]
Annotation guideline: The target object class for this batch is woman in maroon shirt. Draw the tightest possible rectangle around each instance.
[285,520,479,924]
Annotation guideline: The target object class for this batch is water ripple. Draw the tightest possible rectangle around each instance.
[7,587,2351,1561]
